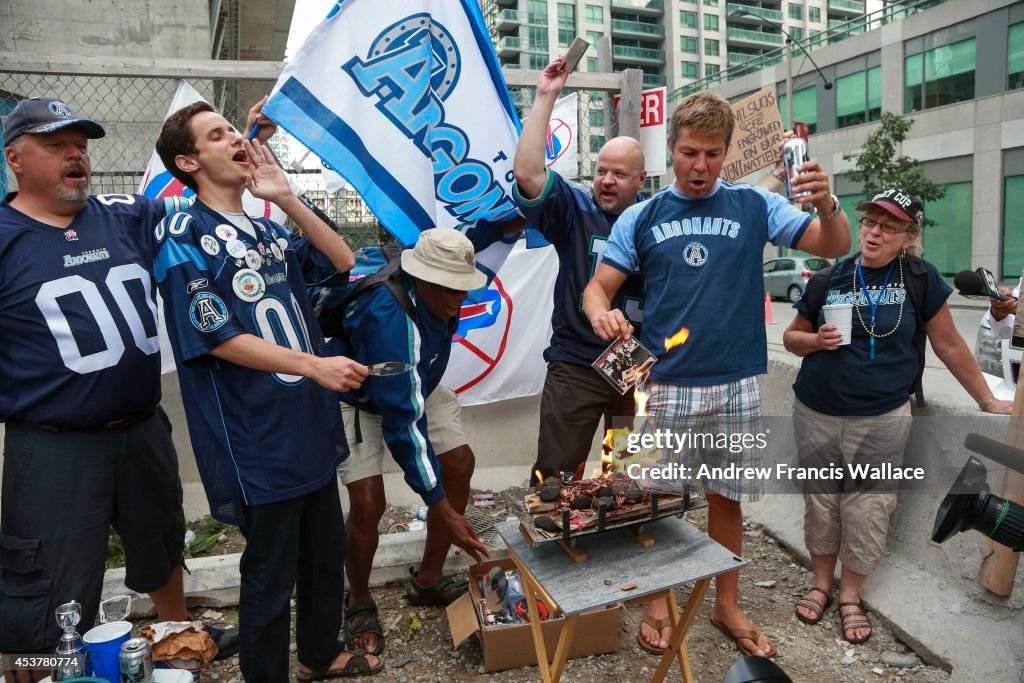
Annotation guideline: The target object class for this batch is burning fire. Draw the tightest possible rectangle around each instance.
[535,469,544,485]
[664,326,690,352]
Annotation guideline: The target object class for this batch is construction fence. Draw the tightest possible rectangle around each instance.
[0,56,629,248]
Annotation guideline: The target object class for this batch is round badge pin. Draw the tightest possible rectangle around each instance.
[244,249,263,271]
[215,224,238,242]
[226,238,247,259]
[270,242,284,262]
[232,268,266,302]
[200,234,221,256]
[276,237,289,252]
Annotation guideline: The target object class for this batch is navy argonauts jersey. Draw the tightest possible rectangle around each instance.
[793,257,951,416]
[153,200,347,523]
[513,170,645,367]
[0,193,186,428]
[605,182,812,386]
[327,272,456,506]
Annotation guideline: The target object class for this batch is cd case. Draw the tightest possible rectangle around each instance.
[592,336,658,395]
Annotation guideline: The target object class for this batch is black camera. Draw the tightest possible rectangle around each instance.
[932,433,1024,551]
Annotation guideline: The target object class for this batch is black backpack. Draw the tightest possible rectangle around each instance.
[803,254,930,407]
[312,241,415,340]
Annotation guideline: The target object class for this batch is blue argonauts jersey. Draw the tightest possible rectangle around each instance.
[153,200,347,523]
[0,193,186,428]
[513,170,645,367]
[605,182,813,386]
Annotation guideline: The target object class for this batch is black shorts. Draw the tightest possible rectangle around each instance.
[0,408,185,653]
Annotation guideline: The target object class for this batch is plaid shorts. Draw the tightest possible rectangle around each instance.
[638,377,765,502]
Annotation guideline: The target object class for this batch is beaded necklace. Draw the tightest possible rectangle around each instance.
[853,254,905,360]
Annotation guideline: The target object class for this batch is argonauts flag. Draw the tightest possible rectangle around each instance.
[261,0,521,247]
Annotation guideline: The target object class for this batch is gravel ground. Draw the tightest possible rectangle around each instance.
[185,507,949,683]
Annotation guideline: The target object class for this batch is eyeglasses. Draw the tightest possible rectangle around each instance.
[859,216,912,235]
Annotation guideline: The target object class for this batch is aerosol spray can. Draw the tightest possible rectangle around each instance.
[782,136,810,204]
[119,637,154,682]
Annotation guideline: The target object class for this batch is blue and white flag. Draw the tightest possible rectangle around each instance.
[262,0,521,247]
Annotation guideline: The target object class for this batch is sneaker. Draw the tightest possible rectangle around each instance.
[205,623,239,660]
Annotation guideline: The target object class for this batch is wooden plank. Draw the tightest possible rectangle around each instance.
[618,69,643,140]
[549,614,578,683]
[557,539,588,563]
[978,368,1024,595]
[652,579,710,683]
[627,526,657,548]
[501,67,622,92]
[519,566,554,683]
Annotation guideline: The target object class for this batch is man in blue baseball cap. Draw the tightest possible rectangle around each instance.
[0,97,238,681]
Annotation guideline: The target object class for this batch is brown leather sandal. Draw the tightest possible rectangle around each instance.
[710,615,777,658]
[795,586,833,625]
[636,613,673,655]
[839,601,873,644]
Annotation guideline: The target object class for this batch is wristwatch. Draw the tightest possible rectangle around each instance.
[818,194,842,220]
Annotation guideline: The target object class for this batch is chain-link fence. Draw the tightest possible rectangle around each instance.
[1,59,635,246]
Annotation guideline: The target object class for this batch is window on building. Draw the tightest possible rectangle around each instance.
[836,66,881,128]
[557,3,575,26]
[681,61,699,79]
[925,182,973,276]
[527,0,547,24]
[705,38,720,56]
[704,0,719,6]
[904,37,976,112]
[590,109,605,128]
[559,30,574,47]
[528,26,549,52]
[809,6,821,23]
[681,10,697,28]
[791,27,804,43]
[643,176,662,197]
[585,4,603,24]
[587,30,603,45]
[590,134,606,153]
[1009,23,1024,90]
[587,56,599,72]
[704,14,719,31]
[789,2,803,21]
[528,52,549,69]
[681,36,697,53]
[706,63,721,77]
[776,86,817,132]
[1004,175,1024,279]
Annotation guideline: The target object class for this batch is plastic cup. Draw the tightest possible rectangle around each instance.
[82,620,132,682]
[821,303,853,345]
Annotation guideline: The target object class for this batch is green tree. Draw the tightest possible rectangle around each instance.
[841,112,945,225]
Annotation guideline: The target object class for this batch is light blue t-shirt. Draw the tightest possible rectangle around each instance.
[604,181,813,385]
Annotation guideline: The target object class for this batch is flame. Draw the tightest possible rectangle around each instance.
[534,469,544,485]
[664,326,690,352]
[634,386,649,417]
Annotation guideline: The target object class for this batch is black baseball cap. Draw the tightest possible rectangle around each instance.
[3,97,105,147]
[856,188,925,230]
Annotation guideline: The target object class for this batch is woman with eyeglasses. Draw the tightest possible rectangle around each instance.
[781,187,1012,645]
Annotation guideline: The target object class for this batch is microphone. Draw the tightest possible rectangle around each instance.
[964,433,1024,474]
[953,268,1013,301]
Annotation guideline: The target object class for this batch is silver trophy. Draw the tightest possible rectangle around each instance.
[52,600,89,681]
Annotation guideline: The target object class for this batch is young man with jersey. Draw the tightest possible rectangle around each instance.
[584,92,851,658]
[153,101,379,681]
[324,228,490,657]
[0,97,241,681]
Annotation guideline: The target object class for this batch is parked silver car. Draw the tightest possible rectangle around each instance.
[763,256,832,303]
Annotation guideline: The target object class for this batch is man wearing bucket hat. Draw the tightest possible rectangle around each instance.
[0,96,239,678]
[783,187,1011,645]
[324,228,490,657]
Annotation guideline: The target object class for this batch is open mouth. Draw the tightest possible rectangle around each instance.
[63,168,88,183]
[232,149,249,164]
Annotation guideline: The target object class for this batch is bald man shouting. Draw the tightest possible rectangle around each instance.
[512,55,647,485]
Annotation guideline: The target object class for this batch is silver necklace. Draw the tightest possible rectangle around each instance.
[853,254,905,342]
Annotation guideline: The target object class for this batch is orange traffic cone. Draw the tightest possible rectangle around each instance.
[764,292,776,325]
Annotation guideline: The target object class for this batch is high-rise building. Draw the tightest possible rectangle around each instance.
[479,0,867,96]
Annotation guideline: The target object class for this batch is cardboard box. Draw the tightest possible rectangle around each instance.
[446,558,621,672]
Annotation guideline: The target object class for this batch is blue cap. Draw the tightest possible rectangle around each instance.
[3,97,105,147]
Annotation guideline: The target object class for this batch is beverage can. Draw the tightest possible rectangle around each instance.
[782,137,810,204]
[119,637,153,682]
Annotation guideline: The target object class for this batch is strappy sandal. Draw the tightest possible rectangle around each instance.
[636,613,673,655]
[344,594,385,657]
[795,586,833,625]
[296,650,384,680]
[839,601,873,644]
[710,615,777,658]
[405,567,468,607]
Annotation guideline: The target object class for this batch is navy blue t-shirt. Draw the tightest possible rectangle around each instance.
[0,193,186,428]
[792,256,951,416]
[513,170,644,366]
[153,201,347,523]
[605,181,812,385]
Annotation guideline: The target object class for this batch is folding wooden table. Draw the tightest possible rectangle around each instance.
[495,516,746,683]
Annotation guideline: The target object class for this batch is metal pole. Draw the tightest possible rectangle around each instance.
[786,38,793,129]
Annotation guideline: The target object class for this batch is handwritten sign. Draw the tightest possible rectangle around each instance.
[720,87,783,182]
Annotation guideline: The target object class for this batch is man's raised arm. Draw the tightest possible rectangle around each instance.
[513,56,572,199]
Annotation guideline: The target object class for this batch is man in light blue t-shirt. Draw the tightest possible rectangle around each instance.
[583,92,851,659]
